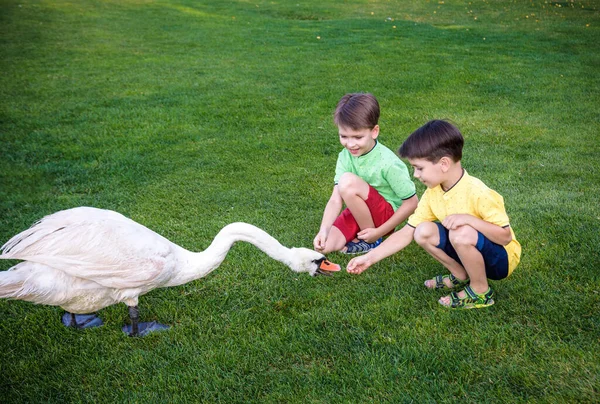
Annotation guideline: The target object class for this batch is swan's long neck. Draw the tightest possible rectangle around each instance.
[168,223,294,286]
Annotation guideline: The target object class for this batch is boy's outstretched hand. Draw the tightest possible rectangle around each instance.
[347,254,373,274]
[313,230,327,252]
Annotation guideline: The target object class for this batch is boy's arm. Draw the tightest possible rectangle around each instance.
[442,214,512,246]
[347,225,415,274]
[358,194,418,241]
[314,186,343,250]
[320,185,343,230]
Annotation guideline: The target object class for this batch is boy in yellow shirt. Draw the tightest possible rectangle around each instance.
[347,120,521,309]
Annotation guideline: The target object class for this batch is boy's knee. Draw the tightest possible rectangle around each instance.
[337,172,362,195]
[414,222,438,246]
[448,225,478,248]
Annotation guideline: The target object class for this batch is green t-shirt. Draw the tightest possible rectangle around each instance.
[334,141,416,211]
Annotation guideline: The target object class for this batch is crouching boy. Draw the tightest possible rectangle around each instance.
[347,120,521,309]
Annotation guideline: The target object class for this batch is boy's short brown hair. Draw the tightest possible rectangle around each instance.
[334,93,380,130]
[399,119,464,162]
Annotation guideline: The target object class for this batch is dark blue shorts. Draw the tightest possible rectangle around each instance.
[435,222,509,281]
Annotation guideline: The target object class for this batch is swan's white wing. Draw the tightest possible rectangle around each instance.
[1,207,178,289]
[1,207,132,253]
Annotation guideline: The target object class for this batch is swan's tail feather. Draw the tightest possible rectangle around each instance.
[0,267,26,299]
[0,262,67,305]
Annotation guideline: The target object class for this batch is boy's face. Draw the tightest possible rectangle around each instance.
[408,157,445,188]
[338,125,379,157]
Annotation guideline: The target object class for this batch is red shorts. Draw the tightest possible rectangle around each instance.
[332,186,395,243]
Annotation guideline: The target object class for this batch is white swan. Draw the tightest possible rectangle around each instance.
[0,207,340,336]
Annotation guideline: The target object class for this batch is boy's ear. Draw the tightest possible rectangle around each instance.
[439,156,452,172]
[371,125,380,139]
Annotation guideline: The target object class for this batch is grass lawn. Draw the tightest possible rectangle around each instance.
[1,0,598,402]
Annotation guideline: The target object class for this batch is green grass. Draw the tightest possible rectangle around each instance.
[1,0,599,402]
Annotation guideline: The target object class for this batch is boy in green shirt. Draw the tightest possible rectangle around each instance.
[347,120,521,309]
[313,93,418,254]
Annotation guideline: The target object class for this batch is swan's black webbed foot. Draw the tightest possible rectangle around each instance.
[61,312,104,329]
[122,321,170,337]
[121,305,170,337]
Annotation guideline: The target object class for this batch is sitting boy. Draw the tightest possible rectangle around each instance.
[346,119,521,309]
[313,93,418,254]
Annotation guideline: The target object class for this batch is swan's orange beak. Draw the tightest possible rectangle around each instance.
[315,259,341,276]
[320,259,341,272]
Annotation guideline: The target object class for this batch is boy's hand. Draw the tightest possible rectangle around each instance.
[313,230,328,252]
[442,214,473,230]
[357,228,380,243]
[347,254,373,274]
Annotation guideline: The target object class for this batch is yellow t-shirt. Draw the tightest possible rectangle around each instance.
[407,170,521,275]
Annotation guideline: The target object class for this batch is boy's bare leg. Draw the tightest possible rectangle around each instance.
[319,226,347,254]
[414,222,469,288]
[446,225,488,295]
[337,173,374,231]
